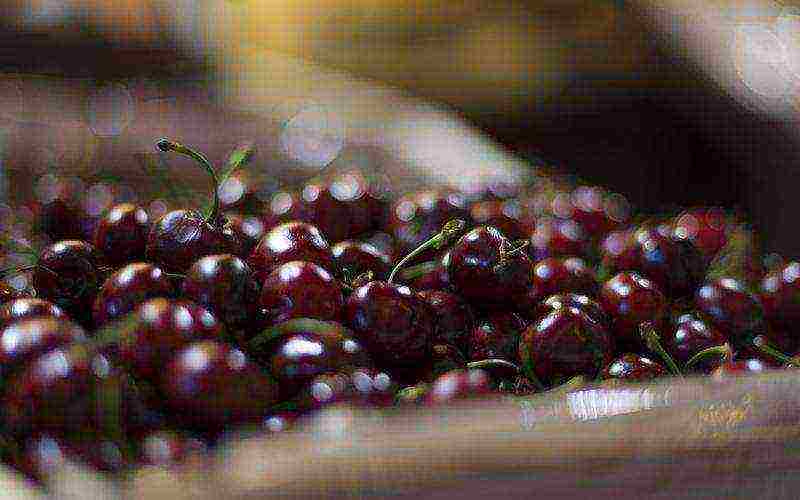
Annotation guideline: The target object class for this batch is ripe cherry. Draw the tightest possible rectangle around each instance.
[93,263,174,327]
[519,257,598,310]
[695,278,763,342]
[446,225,532,308]
[417,290,475,353]
[389,189,471,260]
[146,139,242,273]
[331,240,391,279]
[32,240,102,324]
[601,353,666,383]
[299,171,373,242]
[182,254,260,335]
[467,311,527,362]
[712,358,769,379]
[672,207,730,258]
[0,298,65,329]
[599,271,667,348]
[160,340,278,433]
[136,430,207,467]
[224,212,267,256]
[528,293,609,327]
[760,261,800,332]
[519,307,614,388]
[528,217,590,261]
[93,203,150,267]
[423,368,493,406]
[258,260,344,328]
[0,316,86,380]
[662,314,728,374]
[247,221,336,282]
[468,199,530,240]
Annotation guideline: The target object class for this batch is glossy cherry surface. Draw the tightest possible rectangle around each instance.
[0,298,65,329]
[599,271,667,348]
[760,261,800,331]
[672,207,729,258]
[445,226,532,307]
[407,261,451,291]
[528,217,590,261]
[468,199,530,240]
[0,316,86,379]
[389,189,471,258]
[520,257,598,309]
[33,240,102,322]
[247,221,335,282]
[712,358,769,379]
[519,307,614,387]
[93,262,174,327]
[136,430,207,467]
[93,203,150,267]
[182,254,259,333]
[160,340,278,432]
[345,281,434,369]
[467,311,527,362]
[331,240,391,279]
[600,353,666,383]
[528,293,610,327]
[417,290,475,353]
[258,260,344,327]
[299,171,373,242]
[423,368,493,406]
[224,212,267,256]
[662,314,728,373]
[695,278,764,343]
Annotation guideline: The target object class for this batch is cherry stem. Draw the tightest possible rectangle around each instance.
[397,260,440,282]
[387,219,466,284]
[550,375,586,395]
[685,343,732,371]
[467,358,520,375]
[753,335,798,367]
[640,322,683,377]
[156,138,221,225]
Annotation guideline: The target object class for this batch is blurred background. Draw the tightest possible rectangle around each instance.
[2,0,800,254]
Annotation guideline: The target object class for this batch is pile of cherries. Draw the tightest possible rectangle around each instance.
[0,138,796,484]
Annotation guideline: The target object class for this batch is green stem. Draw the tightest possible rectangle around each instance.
[640,322,683,377]
[156,138,221,225]
[466,358,520,374]
[753,336,798,366]
[685,343,732,371]
[397,260,440,282]
[387,219,466,284]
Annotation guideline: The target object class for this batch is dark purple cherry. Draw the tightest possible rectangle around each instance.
[146,139,242,273]
[258,260,344,327]
[519,257,598,311]
[528,293,609,327]
[224,212,267,256]
[423,368,493,406]
[446,226,532,308]
[247,221,335,282]
[599,271,667,348]
[468,311,527,362]
[161,340,278,432]
[519,307,614,388]
[712,358,769,379]
[695,277,764,343]
[601,353,666,383]
[565,186,631,238]
[662,314,728,373]
[34,196,82,243]
[182,254,259,333]
[760,261,800,332]
[418,290,475,352]
[93,262,174,327]
[93,203,150,267]
[392,343,467,385]
[345,281,434,369]
[299,171,373,242]
[332,240,391,279]
[0,316,85,380]
[389,189,471,260]
[33,240,102,322]
[107,298,223,381]
[528,217,591,261]
[0,298,65,329]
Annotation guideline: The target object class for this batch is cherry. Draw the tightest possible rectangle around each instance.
[695,278,764,343]
[564,186,631,238]
[93,262,174,327]
[389,189,471,259]
[258,260,344,328]
[712,358,769,379]
[445,226,532,308]
[601,353,666,383]
[98,298,223,382]
[672,207,730,258]
[0,298,65,329]
[260,190,307,229]
[417,290,475,353]
[223,212,266,256]
[467,311,527,362]
[519,307,614,388]
[32,240,102,323]
[331,240,391,279]
[468,199,530,240]
[34,196,82,243]
[299,171,373,242]
[93,203,150,267]
[599,271,667,348]
[519,257,598,310]
[760,261,800,333]
[405,260,451,291]
[160,340,278,433]
[0,316,86,380]
[146,139,242,273]
[291,366,399,413]
[528,293,609,327]
[182,254,260,334]
[423,368,493,406]
[247,221,336,282]
[136,430,208,467]
[662,314,728,374]
[344,281,434,370]
[528,217,590,261]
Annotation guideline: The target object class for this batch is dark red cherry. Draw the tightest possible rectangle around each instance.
[601,353,666,383]
[672,207,729,258]
[712,358,769,379]
[695,278,764,343]
[0,316,85,380]
[565,186,631,238]
[332,240,391,279]
[93,263,174,327]
[599,272,667,348]
[260,190,307,229]
[299,171,373,242]
[423,368,493,406]
[93,203,150,267]
[469,199,530,240]
[33,240,102,322]
[407,260,451,291]
[136,430,208,467]
[528,293,609,327]
[247,221,335,282]
[519,307,614,387]
[161,340,278,432]
[446,226,532,307]
[4,347,112,436]
[112,298,223,381]
[662,314,728,373]
[258,260,344,328]
[34,197,82,243]
[520,257,598,310]
[0,298,65,328]
[217,169,277,215]
[528,217,590,261]
[468,311,527,362]
[182,254,260,333]
[389,189,471,259]
[760,261,800,332]
[418,290,475,352]
[345,281,434,369]
[224,212,267,256]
